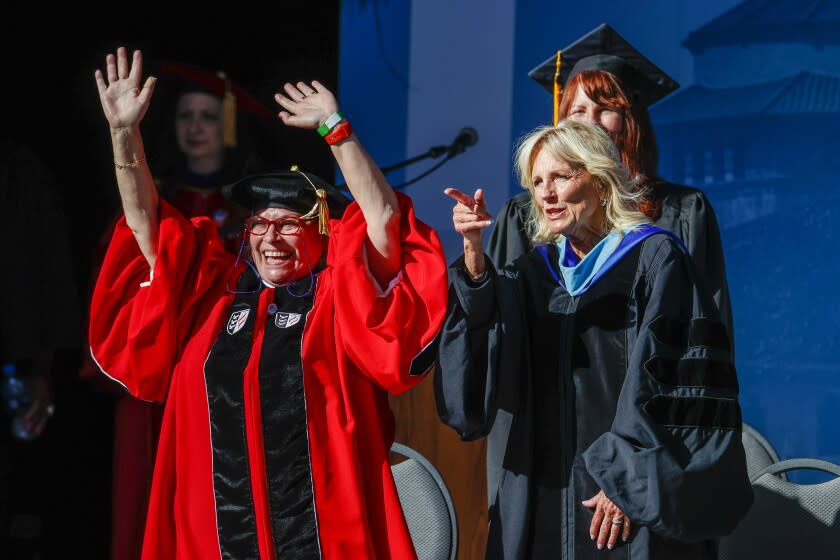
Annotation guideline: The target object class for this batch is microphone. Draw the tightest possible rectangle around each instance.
[448,126,479,157]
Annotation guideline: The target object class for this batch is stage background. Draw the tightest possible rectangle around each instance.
[340,1,840,557]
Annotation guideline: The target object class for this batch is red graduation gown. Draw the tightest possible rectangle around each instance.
[89,193,446,559]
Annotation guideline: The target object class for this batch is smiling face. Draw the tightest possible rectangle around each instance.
[174,92,225,170]
[248,207,327,286]
[565,85,624,142]
[531,147,605,246]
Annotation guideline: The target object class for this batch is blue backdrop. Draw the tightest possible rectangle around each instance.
[340,0,840,482]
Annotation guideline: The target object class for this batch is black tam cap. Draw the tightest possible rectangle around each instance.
[226,168,350,235]
[528,23,679,114]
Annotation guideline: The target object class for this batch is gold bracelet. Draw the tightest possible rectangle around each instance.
[114,157,146,170]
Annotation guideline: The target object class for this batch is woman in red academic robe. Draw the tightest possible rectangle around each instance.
[89,47,447,560]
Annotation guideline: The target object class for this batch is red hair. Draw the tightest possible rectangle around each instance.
[557,70,659,186]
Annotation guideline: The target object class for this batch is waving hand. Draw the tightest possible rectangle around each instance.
[94,47,156,130]
[274,81,337,129]
[93,46,159,269]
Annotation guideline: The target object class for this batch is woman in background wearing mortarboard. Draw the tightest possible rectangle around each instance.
[89,47,447,559]
[151,61,271,245]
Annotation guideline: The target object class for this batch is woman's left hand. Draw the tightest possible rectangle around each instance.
[582,489,632,550]
[274,81,338,129]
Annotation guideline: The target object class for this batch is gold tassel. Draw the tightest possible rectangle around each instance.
[295,167,331,236]
[218,72,237,148]
[553,50,563,127]
[315,190,330,235]
[300,189,330,235]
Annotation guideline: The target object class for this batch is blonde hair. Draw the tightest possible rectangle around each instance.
[513,120,650,244]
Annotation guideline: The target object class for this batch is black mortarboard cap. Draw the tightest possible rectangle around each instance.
[154,61,276,147]
[528,24,679,111]
[226,168,350,235]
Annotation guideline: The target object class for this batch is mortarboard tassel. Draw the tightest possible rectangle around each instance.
[294,166,332,236]
[553,50,563,127]
[218,72,237,148]
[300,189,331,236]
[315,190,331,236]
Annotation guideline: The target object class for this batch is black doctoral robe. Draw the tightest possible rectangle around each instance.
[435,232,752,559]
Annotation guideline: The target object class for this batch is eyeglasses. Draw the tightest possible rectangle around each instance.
[245,216,306,236]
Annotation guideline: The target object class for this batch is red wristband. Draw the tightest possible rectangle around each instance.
[324,120,353,145]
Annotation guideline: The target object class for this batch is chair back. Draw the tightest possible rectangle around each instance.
[391,442,458,560]
[719,458,840,560]
[741,422,784,481]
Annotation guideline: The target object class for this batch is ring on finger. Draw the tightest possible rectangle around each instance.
[611,517,624,525]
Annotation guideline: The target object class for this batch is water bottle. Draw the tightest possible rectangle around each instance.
[1,362,37,441]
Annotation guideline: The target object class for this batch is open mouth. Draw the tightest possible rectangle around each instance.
[544,207,567,220]
[263,250,294,264]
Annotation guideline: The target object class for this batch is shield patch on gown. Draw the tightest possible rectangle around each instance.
[275,312,302,329]
[227,309,250,335]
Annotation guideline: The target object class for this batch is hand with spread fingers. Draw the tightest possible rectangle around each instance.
[274,81,338,129]
[275,78,404,287]
[582,489,632,550]
[93,45,161,270]
[94,46,157,130]
[444,187,493,279]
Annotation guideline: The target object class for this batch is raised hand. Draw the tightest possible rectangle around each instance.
[582,489,632,550]
[444,187,492,246]
[274,81,338,129]
[444,187,492,279]
[94,46,159,268]
[94,47,156,130]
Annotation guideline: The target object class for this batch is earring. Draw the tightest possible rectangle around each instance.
[600,198,607,207]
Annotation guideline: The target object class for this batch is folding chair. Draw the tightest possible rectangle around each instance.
[719,458,840,559]
[391,442,458,560]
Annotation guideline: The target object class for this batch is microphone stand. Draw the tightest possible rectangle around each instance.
[379,145,449,175]
[336,144,458,191]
